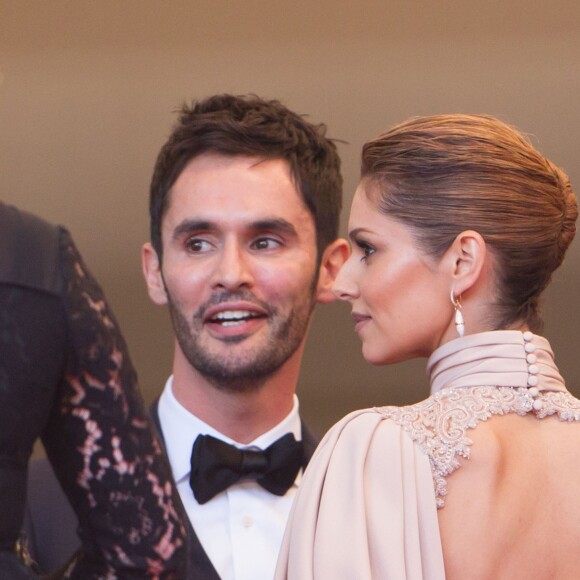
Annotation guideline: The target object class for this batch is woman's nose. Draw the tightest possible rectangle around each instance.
[332,256,359,301]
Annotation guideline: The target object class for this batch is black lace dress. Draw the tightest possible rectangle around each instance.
[0,202,185,578]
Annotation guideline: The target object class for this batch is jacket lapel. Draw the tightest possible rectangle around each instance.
[301,423,319,468]
[150,399,221,580]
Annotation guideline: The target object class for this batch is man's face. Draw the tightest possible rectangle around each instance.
[144,153,323,392]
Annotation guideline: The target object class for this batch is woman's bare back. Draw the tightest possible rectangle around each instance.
[439,413,580,579]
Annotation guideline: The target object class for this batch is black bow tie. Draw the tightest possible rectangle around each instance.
[189,433,304,505]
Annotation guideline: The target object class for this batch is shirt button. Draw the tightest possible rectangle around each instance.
[242,515,253,528]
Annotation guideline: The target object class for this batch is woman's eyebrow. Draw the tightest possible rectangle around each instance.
[348,227,370,241]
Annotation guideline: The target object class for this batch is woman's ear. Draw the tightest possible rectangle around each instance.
[315,238,350,304]
[142,242,168,305]
[445,230,488,297]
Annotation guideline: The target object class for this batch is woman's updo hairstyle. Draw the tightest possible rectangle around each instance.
[361,114,577,332]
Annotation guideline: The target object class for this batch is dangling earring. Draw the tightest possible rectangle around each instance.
[450,291,465,337]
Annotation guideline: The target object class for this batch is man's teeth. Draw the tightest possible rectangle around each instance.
[212,310,258,326]
[214,310,253,320]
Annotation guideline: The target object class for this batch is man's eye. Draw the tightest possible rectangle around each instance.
[186,238,211,252]
[252,238,281,251]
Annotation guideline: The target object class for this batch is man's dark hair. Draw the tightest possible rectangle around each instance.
[149,94,343,261]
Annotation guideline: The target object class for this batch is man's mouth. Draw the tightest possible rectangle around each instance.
[208,310,265,327]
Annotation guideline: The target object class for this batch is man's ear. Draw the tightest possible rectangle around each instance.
[315,238,350,304]
[444,230,487,297]
[142,242,168,305]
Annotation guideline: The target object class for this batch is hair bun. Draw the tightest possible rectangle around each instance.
[548,161,578,257]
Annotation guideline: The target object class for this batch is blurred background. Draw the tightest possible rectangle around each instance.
[1,0,579,437]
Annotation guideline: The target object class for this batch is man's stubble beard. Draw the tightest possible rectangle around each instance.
[166,286,317,394]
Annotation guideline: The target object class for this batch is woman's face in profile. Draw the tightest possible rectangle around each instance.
[333,185,454,365]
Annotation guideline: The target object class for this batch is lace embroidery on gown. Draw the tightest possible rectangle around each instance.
[1,203,185,577]
[374,331,580,508]
[50,230,186,578]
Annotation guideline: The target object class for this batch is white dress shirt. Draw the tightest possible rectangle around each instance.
[158,376,303,580]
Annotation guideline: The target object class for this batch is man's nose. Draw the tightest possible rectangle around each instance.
[210,241,253,290]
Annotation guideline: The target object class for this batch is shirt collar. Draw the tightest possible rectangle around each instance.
[157,375,302,484]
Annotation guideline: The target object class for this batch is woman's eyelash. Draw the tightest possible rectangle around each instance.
[355,239,376,262]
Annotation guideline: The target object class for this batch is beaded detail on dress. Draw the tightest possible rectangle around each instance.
[374,331,580,508]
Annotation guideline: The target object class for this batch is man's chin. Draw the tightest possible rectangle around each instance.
[188,345,289,392]
[196,363,272,393]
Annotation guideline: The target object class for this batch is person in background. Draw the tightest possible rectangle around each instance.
[1,201,185,578]
[276,114,580,579]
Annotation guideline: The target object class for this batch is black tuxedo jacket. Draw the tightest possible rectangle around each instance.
[25,400,319,578]
[148,399,319,579]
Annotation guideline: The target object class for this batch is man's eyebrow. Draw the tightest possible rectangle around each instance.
[172,220,215,241]
[251,219,298,237]
[171,218,299,240]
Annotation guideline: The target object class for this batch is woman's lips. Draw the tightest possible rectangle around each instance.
[351,312,371,333]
